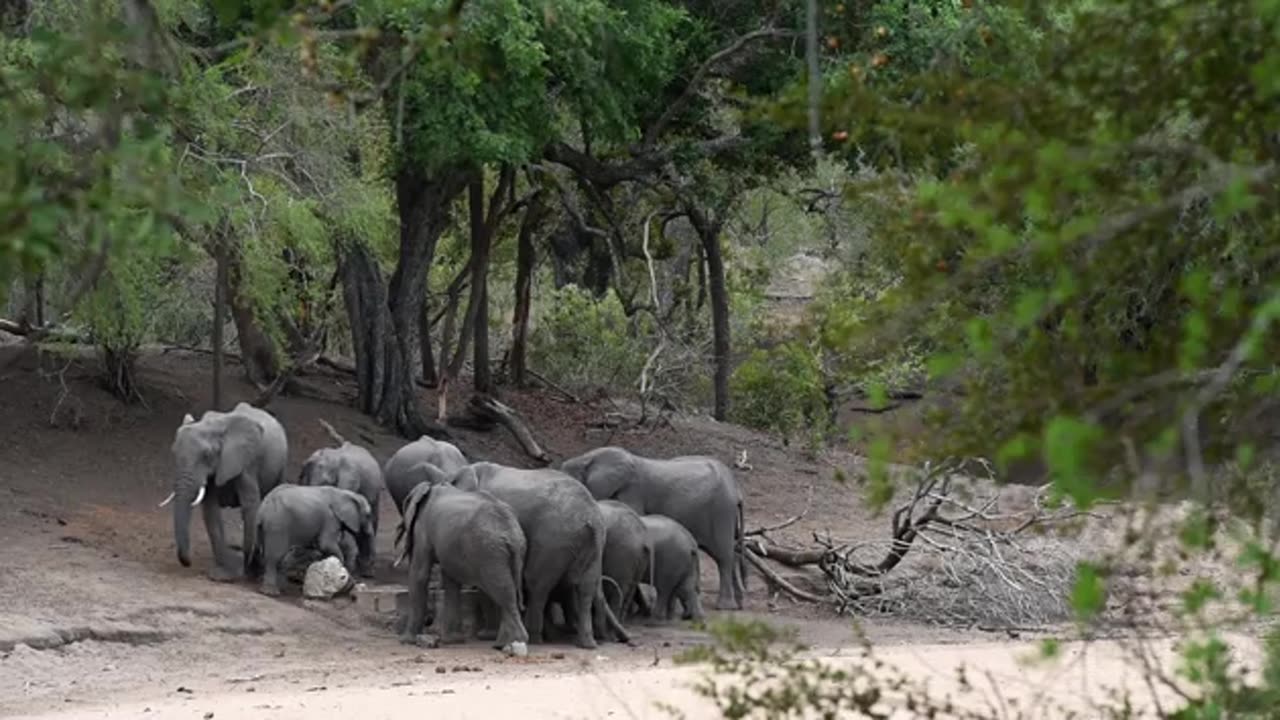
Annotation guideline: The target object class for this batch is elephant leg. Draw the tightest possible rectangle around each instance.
[259,530,288,596]
[399,548,435,644]
[472,594,499,641]
[708,541,740,610]
[359,497,378,578]
[660,579,680,620]
[522,577,552,645]
[440,575,465,644]
[573,576,599,649]
[202,496,239,581]
[492,583,529,649]
[318,531,347,571]
[678,576,705,621]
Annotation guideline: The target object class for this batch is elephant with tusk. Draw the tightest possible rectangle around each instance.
[165,402,289,581]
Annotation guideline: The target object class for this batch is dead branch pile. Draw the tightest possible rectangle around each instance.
[745,458,1101,630]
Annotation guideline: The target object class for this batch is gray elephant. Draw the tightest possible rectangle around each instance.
[396,467,528,652]
[641,514,704,621]
[452,462,628,649]
[251,484,374,596]
[598,500,652,621]
[163,402,289,581]
[383,436,468,514]
[299,441,385,576]
[560,446,746,610]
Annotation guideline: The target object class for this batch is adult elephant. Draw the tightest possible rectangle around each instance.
[299,441,385,576]
[383,436,468,514]
[560,446,746,610]
[162,402,289,581]
[452,462,628,649]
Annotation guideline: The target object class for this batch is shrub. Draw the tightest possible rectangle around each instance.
[527,284,649,396]
[730,341,831,446]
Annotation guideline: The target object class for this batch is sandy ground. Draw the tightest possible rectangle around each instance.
[10,633,1264,719]
[0,344,1264,719]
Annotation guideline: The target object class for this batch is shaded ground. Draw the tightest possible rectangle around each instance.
[0,344,1005,717]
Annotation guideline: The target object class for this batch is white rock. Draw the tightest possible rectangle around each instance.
[303,556,352,599]
[504,641,528,658]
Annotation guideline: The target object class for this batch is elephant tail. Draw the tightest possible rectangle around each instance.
[735,500,749,594]
[596,584,630,644]
[317,418,346,446]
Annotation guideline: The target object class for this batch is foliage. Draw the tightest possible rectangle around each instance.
[527,284,649,396]
[0,1,203,300]
[730,341,830,446]
[76,227,187,400]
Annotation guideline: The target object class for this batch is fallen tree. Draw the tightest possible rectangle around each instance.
[742,458,1100,629]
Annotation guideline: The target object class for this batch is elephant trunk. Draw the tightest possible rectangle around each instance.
[173,472,198,567]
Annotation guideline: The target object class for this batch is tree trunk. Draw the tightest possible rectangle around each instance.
[470,178,494,394]
[510,192,544,387]
[339,240,388,416]
[212,239,227,411]
[377,167,470,437]
[419,301,438,387]
[691,213,730,421]
[225,247,281,389]
[337,169,468,438]
[448,177,487,381]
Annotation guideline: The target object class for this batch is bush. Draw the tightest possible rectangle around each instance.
[730,341,831,446]
[78,242,186,402]
[527,284,649,396]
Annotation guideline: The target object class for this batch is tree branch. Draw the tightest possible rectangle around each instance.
[644,28,795,147]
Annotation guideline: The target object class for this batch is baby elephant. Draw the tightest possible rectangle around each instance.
[642,514,704,621]
[252,484,375,596]
[396,468,529,653]
[299,440,385,577]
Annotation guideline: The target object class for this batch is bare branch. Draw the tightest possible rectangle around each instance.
[643,28,795,147]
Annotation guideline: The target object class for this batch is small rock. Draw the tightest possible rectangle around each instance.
[551,652,565,660]
[204,713,214,719]
[450,665,466,673]
[504,641,528,658]
[303,557,353,599]
[176,687,193,694]
[435,666,446,674]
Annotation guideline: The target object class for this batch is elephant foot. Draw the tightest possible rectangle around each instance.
[208,565,243,583]
[475,628,498,641]
[259,582,282,597]
[714,598,740,611]
[574,634,598,650]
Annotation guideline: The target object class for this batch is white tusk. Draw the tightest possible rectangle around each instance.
[191,485,207,507]
[158,492,175,508]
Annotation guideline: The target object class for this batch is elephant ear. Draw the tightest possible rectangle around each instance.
[331,491,367,537]
[299,454,318,485]
[396,482,434,567]
[216,415,264,487]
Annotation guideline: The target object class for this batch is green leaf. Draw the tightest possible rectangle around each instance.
[1178,506,1216,550]
[926,352,962,379]
[1070,562,1106,620]
[1180,578,1220,616]
[1013,288,1048,328]
[1213,174,1260,221]
[1043,416,1103,508]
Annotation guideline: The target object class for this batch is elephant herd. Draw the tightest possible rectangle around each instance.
[161,402,749,653]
